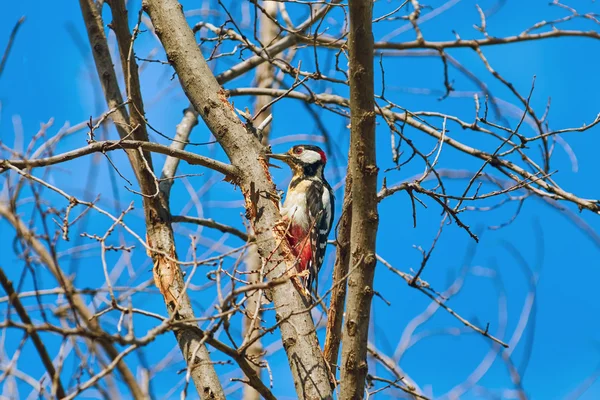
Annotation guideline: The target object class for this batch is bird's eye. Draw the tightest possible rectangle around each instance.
[293,147,304,155]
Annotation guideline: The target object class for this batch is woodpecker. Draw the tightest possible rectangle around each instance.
[268,144,334,294]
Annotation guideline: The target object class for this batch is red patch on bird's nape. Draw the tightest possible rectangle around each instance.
[317,149,327,163]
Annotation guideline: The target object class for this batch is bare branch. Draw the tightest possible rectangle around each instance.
[0,16,25,79]
[160,106,199,196]
[227,87,600,214]
[0,267,67,398]
[0,204,145,399]
[172,215,249,241]
[1,139,237,178]
[311,29,600,51]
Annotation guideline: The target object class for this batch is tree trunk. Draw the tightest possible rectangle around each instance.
[339,0,379,398]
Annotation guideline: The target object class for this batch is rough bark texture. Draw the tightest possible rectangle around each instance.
[79,1,225,398]
[243,3,279,400]
[339,0,379,398]
[323,175,352,376]
[143,0,333,398]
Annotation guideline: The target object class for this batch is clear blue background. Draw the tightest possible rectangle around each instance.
[1,1,599,399]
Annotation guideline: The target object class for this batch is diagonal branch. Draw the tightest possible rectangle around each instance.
[142,0,333,397]
[1,139,237,178]
[160,106,199,196]
[0,16,25,79]
[172,215,249,241]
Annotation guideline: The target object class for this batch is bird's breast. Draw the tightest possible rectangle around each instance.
[280,183,311,230]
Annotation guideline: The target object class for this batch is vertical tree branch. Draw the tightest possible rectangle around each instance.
[323,174,352,377]
[78,0,149,184]
[79,1,225,398]
[142,0,333,397]
[339,0,379,398]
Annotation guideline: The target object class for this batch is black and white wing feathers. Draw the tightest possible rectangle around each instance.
[305,180,334,292]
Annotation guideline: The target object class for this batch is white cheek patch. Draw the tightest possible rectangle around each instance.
[299,150,322,164]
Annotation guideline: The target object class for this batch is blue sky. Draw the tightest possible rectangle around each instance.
[1,1,599,399]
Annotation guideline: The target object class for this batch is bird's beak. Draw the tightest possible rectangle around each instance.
[266,152,292,163]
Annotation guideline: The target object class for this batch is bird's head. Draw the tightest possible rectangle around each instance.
[267,144,328,177]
